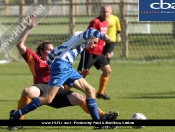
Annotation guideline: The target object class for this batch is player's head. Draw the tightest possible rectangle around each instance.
[36,41,54,59]
[100,5,111,20]
[86,38,99,49]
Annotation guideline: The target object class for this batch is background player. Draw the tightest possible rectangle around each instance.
[77,5,112,100]
[102,5,121,64]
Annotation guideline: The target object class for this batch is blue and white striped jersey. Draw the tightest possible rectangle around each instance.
[46,28,104,66]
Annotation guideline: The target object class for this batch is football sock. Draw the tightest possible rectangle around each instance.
[80,101,106,118]
[98,76,108,95]
[86,99,100,120]
[13,98,41,119]
[17,95,31,120]
[106,58,110,64]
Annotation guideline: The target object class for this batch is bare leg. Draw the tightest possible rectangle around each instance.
[12,86,60,119]
[73,78,95,99]
[39,86,59,105]
[73,78,100,120]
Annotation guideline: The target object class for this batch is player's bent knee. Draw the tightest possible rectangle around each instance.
[22,88,33,97]
[85,87,95,95]
[106,66,112,74]
[109,68,112,74]
[67,92,86,105]
[22,86,40,99]
[73,93,85,101]
[106,68,111,75]
[101,65,111,76]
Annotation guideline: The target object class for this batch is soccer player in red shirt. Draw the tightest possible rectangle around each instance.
[10,14,118,130]
[77,5,112,100]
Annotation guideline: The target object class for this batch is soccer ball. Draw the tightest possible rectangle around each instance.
[130,113,146,129]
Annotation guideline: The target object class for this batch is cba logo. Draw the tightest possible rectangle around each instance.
[150,0,175,9]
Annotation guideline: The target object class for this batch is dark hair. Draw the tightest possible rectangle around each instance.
[36,41,52,57]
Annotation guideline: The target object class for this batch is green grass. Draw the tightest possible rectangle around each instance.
[0,61,175,131]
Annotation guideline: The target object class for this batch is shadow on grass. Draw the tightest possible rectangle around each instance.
[0,126,133,131]
[124,96,175,99]
[0,73,30,76]
[116,126,132,129]
[121,91,175,99]
[24,127,86,131]
[0,126,7,130]
[0,100,18,102]
[9,126,91,131]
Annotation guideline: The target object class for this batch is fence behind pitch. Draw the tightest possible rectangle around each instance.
[0,0,175,61]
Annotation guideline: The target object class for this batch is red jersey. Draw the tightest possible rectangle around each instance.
[85,17,108,55]
[21,47,50,84]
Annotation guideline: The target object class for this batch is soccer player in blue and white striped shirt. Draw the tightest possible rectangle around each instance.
[9,28,110,128]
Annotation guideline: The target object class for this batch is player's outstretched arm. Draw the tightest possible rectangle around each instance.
[85,28,110,42]
[16,14,38,54]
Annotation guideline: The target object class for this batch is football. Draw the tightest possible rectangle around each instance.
[130,113,146,129]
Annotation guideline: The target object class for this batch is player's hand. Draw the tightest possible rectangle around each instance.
[103,34,110,42]
[79,69,90,78]
[27,14,38,29]
[117,34,121,42]
[47,65,50,70]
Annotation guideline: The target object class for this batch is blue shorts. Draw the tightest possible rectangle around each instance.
[48,59,82,87]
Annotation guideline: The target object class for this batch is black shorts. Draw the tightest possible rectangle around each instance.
[77,51,108,70]
[102,42,116,55]
[34,84,73,108]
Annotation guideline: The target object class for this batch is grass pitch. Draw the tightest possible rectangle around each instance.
[0,61,175,132]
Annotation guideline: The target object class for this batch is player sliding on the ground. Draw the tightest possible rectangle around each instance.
[8,14,118,130]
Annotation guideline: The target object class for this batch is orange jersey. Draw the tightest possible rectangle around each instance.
[85,17,108,55]
[107,14,121,42]
[21,47,50,84]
